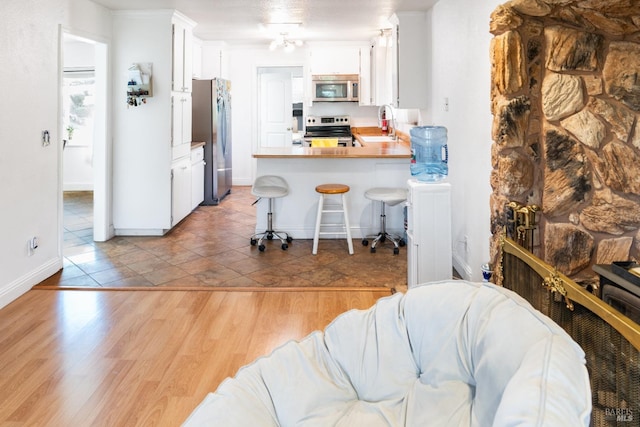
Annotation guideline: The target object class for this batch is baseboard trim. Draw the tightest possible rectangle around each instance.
[0,258,62,309]
[63,184,94,191]
[452,251,472,281]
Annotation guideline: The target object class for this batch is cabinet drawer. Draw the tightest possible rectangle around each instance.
[190,146,204,162]
[173,142,191,160]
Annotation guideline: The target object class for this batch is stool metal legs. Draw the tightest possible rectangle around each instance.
[250,197,292,251]
[313,193,354,255]
[362,200,405,255]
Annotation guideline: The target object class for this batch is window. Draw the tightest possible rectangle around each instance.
[63,68,95,147]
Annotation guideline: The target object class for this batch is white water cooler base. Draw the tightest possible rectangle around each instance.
[406,179,452,288]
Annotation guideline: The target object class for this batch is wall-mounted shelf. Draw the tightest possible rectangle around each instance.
[127,63,152,106]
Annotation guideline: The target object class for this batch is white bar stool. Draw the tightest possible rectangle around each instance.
[362,187,407,255]
[250,175,292,252]
[312,183,354,255]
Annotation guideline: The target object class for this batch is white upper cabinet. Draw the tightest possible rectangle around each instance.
[358,46,372,106]
[389,12,429,109]
[309,47,360,75]
[371,35,393,106]
[307,44,372,105]
[171,12,195,161]
[172,15,195,92]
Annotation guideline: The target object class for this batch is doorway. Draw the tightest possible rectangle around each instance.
[60,31,111,247]
[257,66,304,148]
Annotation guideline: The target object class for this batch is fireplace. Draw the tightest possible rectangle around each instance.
[499,236,640,425]
[489,1,640,289]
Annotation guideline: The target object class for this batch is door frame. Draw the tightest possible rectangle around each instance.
[59,27,113,245]
[253,64,305,182]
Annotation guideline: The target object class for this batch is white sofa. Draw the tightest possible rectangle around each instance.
[183,281,592,426]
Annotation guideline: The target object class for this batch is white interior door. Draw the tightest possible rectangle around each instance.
[259,72,292,148]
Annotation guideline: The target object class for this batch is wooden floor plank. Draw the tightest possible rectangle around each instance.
[0,289,390,426]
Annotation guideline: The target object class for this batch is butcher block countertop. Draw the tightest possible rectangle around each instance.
[253,145,410,158]
[253,127,412,158]
[351,126,411,147]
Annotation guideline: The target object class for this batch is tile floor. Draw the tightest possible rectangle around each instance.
[37,187,417,290]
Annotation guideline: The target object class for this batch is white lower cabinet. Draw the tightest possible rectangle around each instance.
[171,158,192,226]
[191,146,204,210]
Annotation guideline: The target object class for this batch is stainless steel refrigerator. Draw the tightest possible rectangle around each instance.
[192,78,232,205]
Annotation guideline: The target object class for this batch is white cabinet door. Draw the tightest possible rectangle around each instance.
[390,12,429,109]
[182,25,193,92]
[191,147,204,209]
[406,180,452,288]
[172,23,185,92]
[172,94,181,148]
[172,158,192,226]
[172,20,193,92]
[182,95,192,144]
[309,47,360,75]
[359,46,372,106]
[371,38,393,106]
[171,93,192,159]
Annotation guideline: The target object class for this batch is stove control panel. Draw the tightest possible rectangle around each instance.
[306,115,351,126]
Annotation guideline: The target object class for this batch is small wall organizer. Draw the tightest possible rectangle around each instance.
[127,63,152,107]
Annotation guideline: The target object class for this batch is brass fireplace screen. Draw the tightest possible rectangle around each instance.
[499,236,640,426]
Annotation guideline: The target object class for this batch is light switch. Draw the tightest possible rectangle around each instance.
[42,130,50,146]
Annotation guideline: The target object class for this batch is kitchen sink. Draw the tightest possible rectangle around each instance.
[359,136,398,143]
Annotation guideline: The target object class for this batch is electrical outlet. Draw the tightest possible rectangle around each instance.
[444,97,449,112]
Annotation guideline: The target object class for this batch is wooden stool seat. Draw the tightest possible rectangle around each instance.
[315,184,350,194]
[313,183,353,255]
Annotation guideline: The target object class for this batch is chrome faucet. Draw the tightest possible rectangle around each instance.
[377,104,397,140]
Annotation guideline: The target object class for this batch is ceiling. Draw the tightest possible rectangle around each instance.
[91,0,439,44]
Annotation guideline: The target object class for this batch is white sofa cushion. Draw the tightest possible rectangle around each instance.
[183,281,591,426]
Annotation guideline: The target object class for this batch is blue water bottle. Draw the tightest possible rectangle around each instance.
[410,126,448,182]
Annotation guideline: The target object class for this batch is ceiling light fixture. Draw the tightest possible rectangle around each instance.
[377,28,392,47]
[269,32,303,52]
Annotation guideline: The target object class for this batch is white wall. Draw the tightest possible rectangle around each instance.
[0,0,111,309]
[223,46,310,186]
[429,0,504,280]
[111,11,174,231]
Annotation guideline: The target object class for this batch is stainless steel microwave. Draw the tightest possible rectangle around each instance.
[312,74,359,102]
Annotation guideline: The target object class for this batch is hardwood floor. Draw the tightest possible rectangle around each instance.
[0,186,419,424]
[0,288,390,426]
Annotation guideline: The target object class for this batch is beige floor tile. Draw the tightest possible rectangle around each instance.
[38,188,415,290]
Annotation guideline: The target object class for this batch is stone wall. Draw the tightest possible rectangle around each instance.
[489,0,640,285]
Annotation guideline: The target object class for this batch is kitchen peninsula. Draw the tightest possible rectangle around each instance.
[253,141,412,241]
